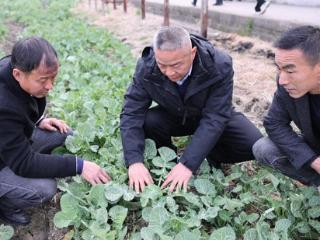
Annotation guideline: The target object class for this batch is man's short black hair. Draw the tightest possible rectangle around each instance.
[11,37,58,73]
[274,26,320,65]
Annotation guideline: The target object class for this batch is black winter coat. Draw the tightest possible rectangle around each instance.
[120,35,235,172]
[264,83,320,170]
[0,56,76,178]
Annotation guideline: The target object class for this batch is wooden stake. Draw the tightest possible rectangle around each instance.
[163,0,169,26]
[200,0,208,38]
[141,0,146,19]
[123,0,127,13]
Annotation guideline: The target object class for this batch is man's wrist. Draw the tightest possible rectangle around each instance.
[35,115,45,127]
[76,157,84,174]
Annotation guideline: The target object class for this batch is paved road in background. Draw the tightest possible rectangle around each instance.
[147,0,320,27]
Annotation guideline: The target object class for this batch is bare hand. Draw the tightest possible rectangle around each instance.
[311,157,320,174]
[128,162,154,193]
[161,162,192,192]
[38,117,69,133]
[81,160,111,185]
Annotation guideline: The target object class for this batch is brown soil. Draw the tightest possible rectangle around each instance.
[0,21,24,55]
[2,1,279,239]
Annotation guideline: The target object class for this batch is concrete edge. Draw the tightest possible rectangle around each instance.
[131,0,301,41]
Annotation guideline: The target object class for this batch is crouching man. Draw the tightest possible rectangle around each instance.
[0,37,111,225]
[253,26,320,188]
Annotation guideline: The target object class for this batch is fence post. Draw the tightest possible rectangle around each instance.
[141,0,146,19]
[102,0,105,13]
[124,0,127,13]
[163,0,169,26]
[113,0,117,9]
[200,0,208,38]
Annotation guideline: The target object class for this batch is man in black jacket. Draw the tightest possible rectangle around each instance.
[253,26,320,188]
[0,37,111,225]
[120,26,262,193]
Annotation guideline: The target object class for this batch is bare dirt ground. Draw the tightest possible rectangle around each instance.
[2,1,279,239]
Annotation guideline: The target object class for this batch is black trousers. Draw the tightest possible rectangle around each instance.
[0,129,69,213]
[143,107,262,168]
[255,0,265,11]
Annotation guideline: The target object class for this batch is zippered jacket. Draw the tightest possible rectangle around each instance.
[120,35,235,172]
[0,56,77,178]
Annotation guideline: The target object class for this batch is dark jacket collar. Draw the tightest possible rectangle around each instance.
[295,94,320,147]
[141,35,225,99]
[0,56,34,102]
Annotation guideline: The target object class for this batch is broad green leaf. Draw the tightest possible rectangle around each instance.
[194,178,216,196]
[150,169,166,176]
[218,210,232,222]
[246,213,259,224]
[60,193,80,216]
[290,195,303,218]
[89,221,111,238]
[152,156,167,168]
[123,186,136,201]
[209,226,236,240]
[261,208,276,220]
[88,184,108,208]
[54,211,75,228]
[93,207,109,225]
[275,219,291,232]
[177,191,202,208]
[295,222,310,234]
[65,135,82,153]
[265,173,280,189]
[140,226,156,240]
[158,147,177,162]
[105,182,123,203]
[231,184,242,193]
[142,206,169,225]
[109,205,128,228]
[175,229,200,240]
[308,206,320,218]
[225,173,242,182]
[0,225,14,240]
[256,221,271,240]
[166,196,178,213]
[239,192,256,204]
[130,232,142,240]
[89,144,99,153]
[144,139,157,160]
[243,228,257,240]
[140,185,163,207]
[199,207,219,221]
[223,198,244,212]
[309,219,320,233]
[309,195,320,207]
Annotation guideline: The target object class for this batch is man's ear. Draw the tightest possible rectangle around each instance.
[191,46,197,60]
[316,62,320,81]
[12,68,23,82]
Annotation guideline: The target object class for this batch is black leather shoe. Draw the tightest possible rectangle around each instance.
[0,209,30,225]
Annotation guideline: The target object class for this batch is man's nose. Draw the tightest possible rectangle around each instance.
[44,80,53,90]
[165,67,175,77]
[278,72,289,86]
